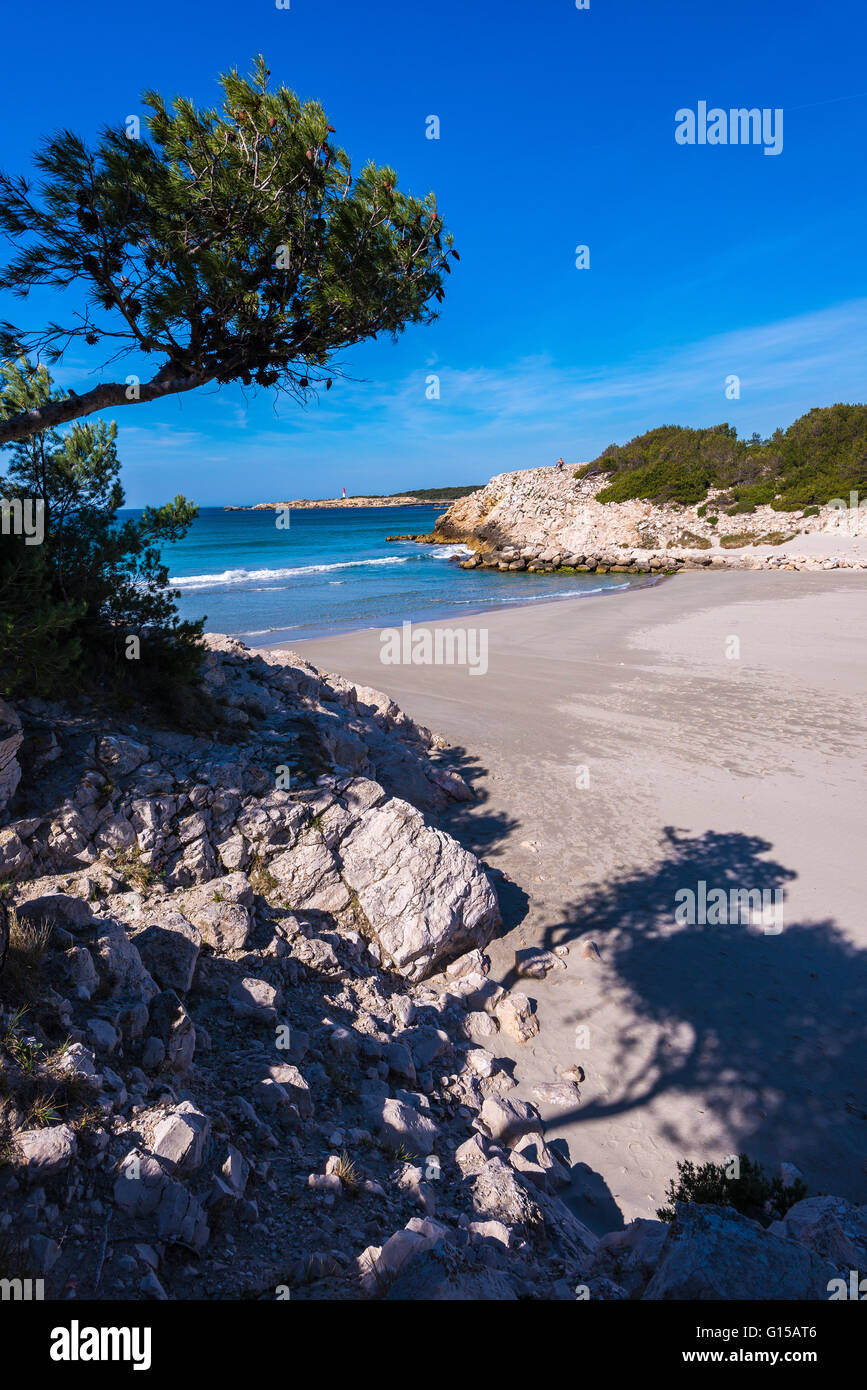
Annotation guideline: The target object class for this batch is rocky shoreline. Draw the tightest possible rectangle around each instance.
[405,467,867,574]
[0,637,863,1301]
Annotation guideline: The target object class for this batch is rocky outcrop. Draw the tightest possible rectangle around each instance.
[1,635,863,1302]
[0,636,497,981]
[431,466,867,573]
[584,1196,867,1301]
[0,637,583,1302]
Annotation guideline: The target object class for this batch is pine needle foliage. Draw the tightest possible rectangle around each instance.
[0,55,458,444]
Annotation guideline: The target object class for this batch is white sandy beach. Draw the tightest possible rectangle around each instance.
[291,570,867,1232]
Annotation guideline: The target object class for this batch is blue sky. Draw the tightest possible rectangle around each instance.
[1,0,865,505]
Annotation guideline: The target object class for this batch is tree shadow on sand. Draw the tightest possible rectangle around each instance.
[535,826,867,1202]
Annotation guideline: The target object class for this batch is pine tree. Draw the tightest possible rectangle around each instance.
[0,56,457,444]
[0,358,203,709]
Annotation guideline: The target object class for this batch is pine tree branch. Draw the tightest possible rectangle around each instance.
[0,367,213,444]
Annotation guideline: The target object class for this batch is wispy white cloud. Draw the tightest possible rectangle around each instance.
[117,298,867,502]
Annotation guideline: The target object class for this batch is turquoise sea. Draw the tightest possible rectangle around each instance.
[151,505,634,644]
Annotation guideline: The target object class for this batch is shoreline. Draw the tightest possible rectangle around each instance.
[286,570,867,1227]
[239,567,667,647]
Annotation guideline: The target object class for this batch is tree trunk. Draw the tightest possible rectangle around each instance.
[0,369,213,445]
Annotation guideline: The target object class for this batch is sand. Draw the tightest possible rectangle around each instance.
[289,570,867,1232]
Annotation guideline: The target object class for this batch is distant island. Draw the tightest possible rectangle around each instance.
[224,485,483,511]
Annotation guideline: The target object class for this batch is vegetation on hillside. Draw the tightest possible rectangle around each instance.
[394,485,483,500]
[577,404,867,511]
[347,485,483,501]
[400,486,489,503]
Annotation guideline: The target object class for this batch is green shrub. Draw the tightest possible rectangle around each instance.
[668,530,711,549]
[753,531,794,546]
[657,1153,808,1227]
[1,359,205,716]
[588,404,867,510]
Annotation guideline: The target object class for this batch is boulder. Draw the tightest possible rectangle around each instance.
[514,947,566,979]
[464,1048,495,1078]
[268,831,351,914]
[510,1135,572,1193]
[55,1041,102,1090]
[371,1097,440,1158]
[532,1081,581,1109]
[96,734,150,776]
[454,1134,490,1176]
[469,1218,512,1248]
[445,972,503,1011]
[338,796,500,980]
[469,1158,597,1266]
[180,872,254,953]
[446,948,489,980]
[155,1177,209,1248]
[16,893,95,931]
[267,1064,313,1119]
[134,912,201,993]
[148,990,196,1072]
[382,1246,519,1301]
[151,1102,211,1174]
[45,806,94,865]
[94,812,137,852]
[217,834,249,871]
[229,976,282,1020]
[92,919,158,1001]
[462,1011,499,1041]
[587,1218,669,1298]
[495,992,539,1043]
[87,1017,120,1055]
[770,1196,867,1270]
[0,826,31,877]
[643,1204,841,1301]
[358,1218,451,1292]
[480,1096,543,1148]
[113,1152,168,1216]
[220,1144,250,1199]
[52,945,99,1001]
[15,1124,78,1178]
[468,1159,545,1248]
